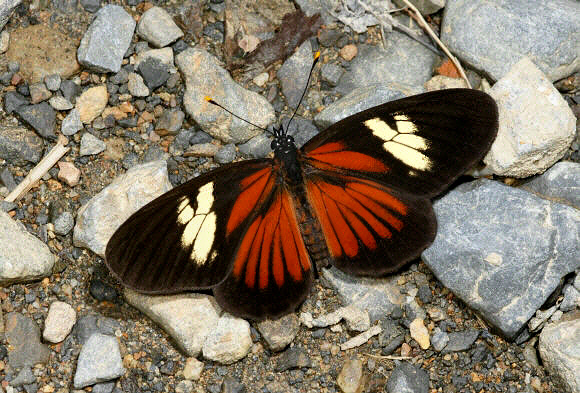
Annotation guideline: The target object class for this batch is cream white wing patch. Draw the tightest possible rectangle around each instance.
[364,115,433,171]
[177,182,217,266]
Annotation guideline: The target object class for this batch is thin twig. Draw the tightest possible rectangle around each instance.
[4,136,70,203]
[399,0,471,88]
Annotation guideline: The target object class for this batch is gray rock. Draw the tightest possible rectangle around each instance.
[521,161,580,210]
[422,179,580,340]
[336,40,438,95]
[321,267,405,322]
[378,319,405,355]
[48,96,73,111]
[77,5,136,73]
[0,168,16,191]
[61,108,83,136]
[29,82,52,104]
[443,329,479,353]
[44,74,62,91]
[560,284,580,312]
[9,366,35,386]
[73,333,125,388]
[0,210,55,285]
[393,0,444,15]
[237,133,271,158]
[53,211,74,235]
[92,382,115,393]
[4,91,29,114]
[0,125,44,165]
[0,0,21,31]
[73,160,172,257]
[386,362,429,393]
[176,48,275,144]
[431,328,449,351]
[80,132,106,156]
[14,102,57,140]
[137,6,183,48]
[60,79,81,104]
[275,346,312,372]
[124,289,221,357]
[484,58,576,178]
[5,312,50,368]
[202,314,252,364]
[155,110,185,135]
[441,0,580,82]
[109,68,129,85]
[73,314,121,345]
[138,57,170,90]
[314,83,423,129]
[127,72,150,97]
[257,314,300,352]
[214,143,236,164]
[80,0,100,13]
[277,40,314,109]
[539,318,580,393]
[320,63,344,87]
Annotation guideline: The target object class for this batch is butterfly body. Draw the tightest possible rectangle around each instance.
[106,88,499,320]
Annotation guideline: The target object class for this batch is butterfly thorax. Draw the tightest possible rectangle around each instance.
[271,131,302,184]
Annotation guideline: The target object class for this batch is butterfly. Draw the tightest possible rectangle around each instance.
[105,79,498,320]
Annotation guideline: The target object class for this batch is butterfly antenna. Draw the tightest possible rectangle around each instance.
[285,51,321,135]
[204,96,272,135]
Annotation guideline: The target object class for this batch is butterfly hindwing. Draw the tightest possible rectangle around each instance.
[214,188,314,319]
[304,171,436,275]
[302,89,499,197]
[106,160,276,293]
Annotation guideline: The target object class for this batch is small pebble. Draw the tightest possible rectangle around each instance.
[58,161,81,186]
[43,301,77,343]
[339,44,358,61]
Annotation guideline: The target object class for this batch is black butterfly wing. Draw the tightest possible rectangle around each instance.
[300,89,498,274]
[105,159,314,319]
[106,159,274,293]
[302,89,498,197]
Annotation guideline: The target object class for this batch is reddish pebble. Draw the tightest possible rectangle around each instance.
[57,161,81,187]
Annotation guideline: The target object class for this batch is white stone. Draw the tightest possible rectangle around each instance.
[202,314,252,364]
[43,301,76,343]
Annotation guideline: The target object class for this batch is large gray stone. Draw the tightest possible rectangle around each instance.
[539,318,580,393]
[0,125,44,165]
[73,160,172,257]
[0,0,21,31]
[422,179,580,340]
[73,333,125,388]
[277,40,314,109]
[0,211,55,286]
[176,48,275,144]
[136,6,183,48]
[521,161,580,210]
[77,5,136,73]
[336,39,438,95]
[314,83,423,129]
[441,0,580,82]
[484,58,576,178]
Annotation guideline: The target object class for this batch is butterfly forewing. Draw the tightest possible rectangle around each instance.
[105,160,275,293]
[302,89,498,197]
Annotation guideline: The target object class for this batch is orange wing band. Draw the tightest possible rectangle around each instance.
[307,142,388,173]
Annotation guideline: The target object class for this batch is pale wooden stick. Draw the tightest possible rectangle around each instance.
[400,0,472,88]
[364,353,414,360]
[4,137,70,202]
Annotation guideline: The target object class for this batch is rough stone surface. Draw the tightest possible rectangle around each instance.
[43,301,77,343]
[76,85,109,124]
[336,40,438,95]
[484,58,576,177]
[257,314,300,352]
[61,108,83,136]
[137,6,184,48]
[14,102,57,139]
[277,40,314,109]
[202,314,252,364]
[73,333,125,388]
[539,318,580,393]
[5,312,50,368]
[386,362,429,393]
[176,48,275,144]
[0,125,44,165]
[422,179,580,340]
[128,72,150,97]
[73,160,172,257]
[5,24,80,83]
[521,161,580,209]
[321,267,405,322]
[441,0,580,82]
[124,289,221,357]
[80,132,106,156]
[77,5,136,73]
[315,83,423,129]
[0,210,55,286]
[336,358,364,393]
[0,0,21,31]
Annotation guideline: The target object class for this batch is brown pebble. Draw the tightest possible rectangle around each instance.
[57,161,81,186]
[339,44,358,61]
